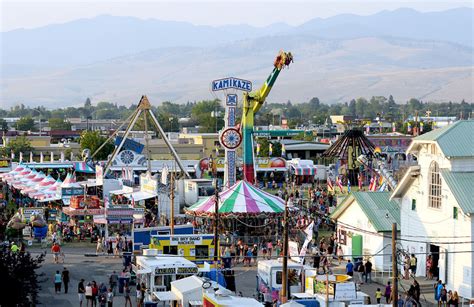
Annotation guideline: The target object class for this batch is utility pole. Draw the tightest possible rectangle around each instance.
[281,195,289,303]
[392,223,398,307]
[213,179,220,282]
[170,173,174,236]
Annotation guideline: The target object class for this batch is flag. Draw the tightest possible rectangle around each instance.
[29,152,33,163]
[366,125,370,134]
[379,176,384,187]
[281,144,286,157]
[368,177,375,191]
[358,173,363,190]
[392,122,396,133]
[336,176,343,192]
[379,182,387,192]
[269,143,273,156]
[369,176,378,192]
[407,123,412,132]
[161,166,169,185]
[121,167,126,179]
[327,178,334,192]
[50,151,54,162]
[40,152,44,163]
[256,143,260,156]
[11,151,15,160]
[347,179,351,193]
[19,152,23,162]
[420,122,424,132]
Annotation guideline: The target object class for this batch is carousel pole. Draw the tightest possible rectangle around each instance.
[281,194,289,303]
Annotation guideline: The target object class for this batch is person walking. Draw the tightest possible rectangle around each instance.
[375,288,383,304]
[54,270,62,294]
[78,279,86,307]
[410,254,418,277]
[356,259,365,284]
[109,271,118,295]
[107,288,114,307]
[345,259,354,276]
[96,237,103,254]
[384,281,392,303]
[51,242,61,263]
[62,267,70,294]
[364,259,373,283]
[124,282,132,307]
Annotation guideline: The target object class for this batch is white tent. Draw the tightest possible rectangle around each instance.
[281,301,305,307]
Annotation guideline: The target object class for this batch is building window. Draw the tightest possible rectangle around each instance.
[411,199,416,211]
[428,161,442,209]
[453,207,458,219]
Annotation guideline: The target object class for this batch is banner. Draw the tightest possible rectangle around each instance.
[140,174,158,194]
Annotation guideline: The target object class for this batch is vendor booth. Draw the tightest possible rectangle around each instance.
[149,234,215,266]
[134,249,199,293]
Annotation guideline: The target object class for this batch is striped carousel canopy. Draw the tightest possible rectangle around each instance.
[186,180,285,216]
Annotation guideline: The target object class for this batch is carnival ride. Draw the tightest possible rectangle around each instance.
[89,95,190,179]
[241,51,293,184]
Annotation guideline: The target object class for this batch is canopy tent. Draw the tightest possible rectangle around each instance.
[29,178,63,200]
[21,175,55,194]
[185,180,285,217]
[123,191,157,202]
[290,164,317,176]
[0,165,26,179]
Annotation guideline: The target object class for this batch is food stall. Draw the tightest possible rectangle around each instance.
[149,234,216,266]
[133,249,199,294]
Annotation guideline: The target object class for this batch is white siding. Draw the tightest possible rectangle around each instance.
[337,201,393,271]
[400,142,473,298]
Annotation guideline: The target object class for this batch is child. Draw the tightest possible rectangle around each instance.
[375,288,383,304]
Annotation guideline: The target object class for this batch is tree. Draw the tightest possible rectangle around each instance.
[79,130,114,160]
[0,251,45,306]
[1,136,33,161]
[255,138,282,157]
[48,118,71,130]
[191,100,224,133]
[0,118,8,133]
[84,97,92,108]
[15,117,35,131]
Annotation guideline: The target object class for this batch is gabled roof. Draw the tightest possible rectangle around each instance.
[331,192,400,232]
[440,170,474,214]
[409,120,474,158]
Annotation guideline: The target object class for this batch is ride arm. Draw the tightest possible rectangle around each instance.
[250,51,293,114]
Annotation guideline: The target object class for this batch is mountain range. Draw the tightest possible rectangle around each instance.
[1,7,473,107]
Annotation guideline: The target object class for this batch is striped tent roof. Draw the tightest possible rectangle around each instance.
[186,180,285,217]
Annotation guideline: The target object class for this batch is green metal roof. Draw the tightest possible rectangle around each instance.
[331,192,400,232]
[441,170,474,214]
[414,120,474,157]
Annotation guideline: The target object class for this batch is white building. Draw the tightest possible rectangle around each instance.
[331,192,400,271]
[391,120,474,300]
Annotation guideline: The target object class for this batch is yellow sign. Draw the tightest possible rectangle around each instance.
[140,174,157,194]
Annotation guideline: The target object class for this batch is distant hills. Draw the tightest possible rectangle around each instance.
[1,8,473,107]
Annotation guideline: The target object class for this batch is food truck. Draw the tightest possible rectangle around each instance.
[133,249,199,293]
[257,259,309,302]
[149,234,216,266]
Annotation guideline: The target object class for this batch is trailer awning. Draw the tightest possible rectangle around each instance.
[124,191,157,202]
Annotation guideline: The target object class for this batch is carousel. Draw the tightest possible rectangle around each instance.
[185,180,286,238]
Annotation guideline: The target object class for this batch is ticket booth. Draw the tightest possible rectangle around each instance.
[149,234,216,266]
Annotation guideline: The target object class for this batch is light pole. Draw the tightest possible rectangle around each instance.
[31,108,44,136]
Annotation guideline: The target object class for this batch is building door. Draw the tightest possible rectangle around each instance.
[430,244,440,279]
[352,235,363,261]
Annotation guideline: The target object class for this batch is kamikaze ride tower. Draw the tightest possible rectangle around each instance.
[241,51,293,184]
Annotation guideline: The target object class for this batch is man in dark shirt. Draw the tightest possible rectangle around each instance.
[78,279,85,307]
[365,259,373,283]
[62,267,70,293]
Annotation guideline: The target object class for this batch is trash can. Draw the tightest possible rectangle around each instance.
[122,252,132,268]
[222,257,232,269]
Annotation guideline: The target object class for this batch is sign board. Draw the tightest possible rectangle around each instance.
[334,282,357,301]
[289,241,300,262]
[170,235,203,246]
[61,187,84,197]
[21,208,45,221]
[155,267,176,275]
[140,174,158,194]
[226,94,238,106]
[212,77,252,92]
[48,209,58,221]
[198,157,286,171]
[96,165,104,185]
[115,136,144,154]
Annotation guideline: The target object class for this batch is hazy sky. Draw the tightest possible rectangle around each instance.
[1,0,472,31]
